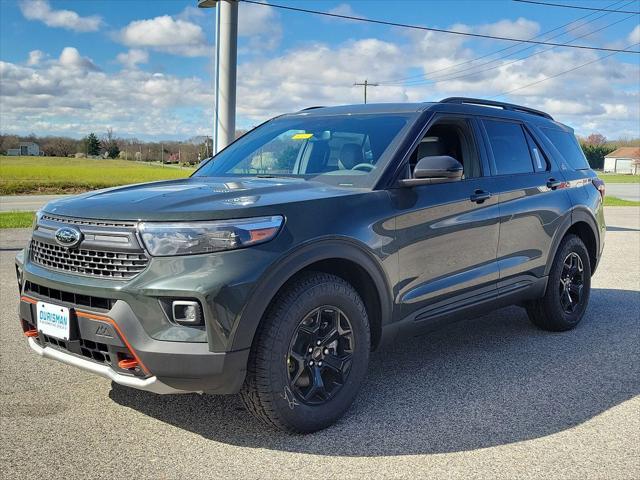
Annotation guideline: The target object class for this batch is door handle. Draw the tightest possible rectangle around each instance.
[546,178,563,190]
[470,190,492,204]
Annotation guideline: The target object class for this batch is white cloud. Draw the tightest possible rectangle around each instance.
[0,47,212,139]
[324,3,366,23]
[176,6,206,22]
[117,15,208,57]
[19,0,102,32]
[27,50,44,66]
[58,47,99,71]
[2,16,638,141]
[238,1,282,51]
[475,18,540,40]
[233,28,638,138]
[629,25,640,44]
[116,49,149,69]
[328,3,361,17]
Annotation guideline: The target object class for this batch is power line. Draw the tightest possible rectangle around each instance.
[513,0,640,14]
[381,1,635,86]
[239,0,640,54]
[495,42,640,97]
[380,0,628,85]
[381,12,635,87]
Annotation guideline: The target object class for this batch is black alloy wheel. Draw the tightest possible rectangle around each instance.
[559,252,585,314]
[287,306,354,405]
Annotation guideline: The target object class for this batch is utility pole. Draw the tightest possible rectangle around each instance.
[354,79,379,104]
[199,0,238,155]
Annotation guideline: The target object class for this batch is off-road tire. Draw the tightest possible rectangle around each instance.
[240,272,370,433]
[526,234,591,331]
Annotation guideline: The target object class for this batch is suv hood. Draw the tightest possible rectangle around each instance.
[42,177,361,221]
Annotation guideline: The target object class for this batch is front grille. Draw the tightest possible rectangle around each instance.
[25,281,114,311]
[30,240,149,279]
[40,214,136,228]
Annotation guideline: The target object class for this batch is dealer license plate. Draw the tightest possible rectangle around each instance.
[36,301,70,340]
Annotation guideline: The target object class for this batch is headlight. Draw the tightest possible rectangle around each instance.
[32,209,43,230]
[138,215,284,256]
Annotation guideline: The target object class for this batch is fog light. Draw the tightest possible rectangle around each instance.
[172,300,203,325]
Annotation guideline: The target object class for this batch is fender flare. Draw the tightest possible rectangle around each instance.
[229,237,393,352]
[544,207,600,277]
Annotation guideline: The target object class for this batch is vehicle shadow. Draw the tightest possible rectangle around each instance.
[110,288,640,456]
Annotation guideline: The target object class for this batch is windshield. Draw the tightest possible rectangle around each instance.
[193,113,414,188]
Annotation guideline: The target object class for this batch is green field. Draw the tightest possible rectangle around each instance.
[0,156,194,194]
[597,173,640,184]
[0,211,34,228]
[603,196,640,207]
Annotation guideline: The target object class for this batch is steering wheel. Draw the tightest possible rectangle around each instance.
[351,163,375,172]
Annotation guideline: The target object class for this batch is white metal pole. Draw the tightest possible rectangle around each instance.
[215,0,237,154]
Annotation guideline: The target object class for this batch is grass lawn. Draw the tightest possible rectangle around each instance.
[603,196,640,207]
[597,173,640,184]
[0,211,34,228]
[0,156,195,195]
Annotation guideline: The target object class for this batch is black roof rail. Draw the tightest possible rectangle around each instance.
[439,97,553,120]
[299,106,326,111]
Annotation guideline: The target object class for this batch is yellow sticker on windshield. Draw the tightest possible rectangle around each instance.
[292,133,313,140]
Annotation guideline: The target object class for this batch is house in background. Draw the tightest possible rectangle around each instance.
[7,142,40,156]
[604,147,640,174]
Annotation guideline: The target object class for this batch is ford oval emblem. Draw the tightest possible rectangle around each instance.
[55,227,82,248]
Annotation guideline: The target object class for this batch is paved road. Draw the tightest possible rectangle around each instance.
[606,183,640,202]
[1,208,639,479]
[0,195,67,212]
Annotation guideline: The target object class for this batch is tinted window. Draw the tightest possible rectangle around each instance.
[540,127,589,170]
[483,119,534,175]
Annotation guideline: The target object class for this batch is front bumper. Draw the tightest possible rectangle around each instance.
[16,242,256,394]
[18,293,250,394]
[27,337,185,394]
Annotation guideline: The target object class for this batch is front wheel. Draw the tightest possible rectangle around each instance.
[526,234,591,331]
[240,272,370,433]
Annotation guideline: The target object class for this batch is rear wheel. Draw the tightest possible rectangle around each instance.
[526,234,591,331]
[240,272,370,433]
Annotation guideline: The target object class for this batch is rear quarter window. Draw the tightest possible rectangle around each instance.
[540,127,590,170]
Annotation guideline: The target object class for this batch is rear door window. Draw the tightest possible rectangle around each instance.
[482,119,534,175]
[540,127,590,170]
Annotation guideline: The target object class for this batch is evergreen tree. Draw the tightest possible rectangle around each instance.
[84,133,101,156]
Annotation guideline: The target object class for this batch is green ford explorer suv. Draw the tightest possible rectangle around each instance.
[16,98,605,433]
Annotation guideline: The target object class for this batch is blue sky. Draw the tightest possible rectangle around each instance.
[1,0,638,140]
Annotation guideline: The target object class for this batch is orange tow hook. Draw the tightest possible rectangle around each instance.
[24,329,38,338]
[118,358,139,369]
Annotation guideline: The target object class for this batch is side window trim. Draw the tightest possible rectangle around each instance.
[524,124,563,172]
[479,116,536,177]
[477,117,497,176]
[523,127,549,172]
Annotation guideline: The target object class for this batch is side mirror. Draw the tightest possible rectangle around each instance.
[400,155,463,186]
